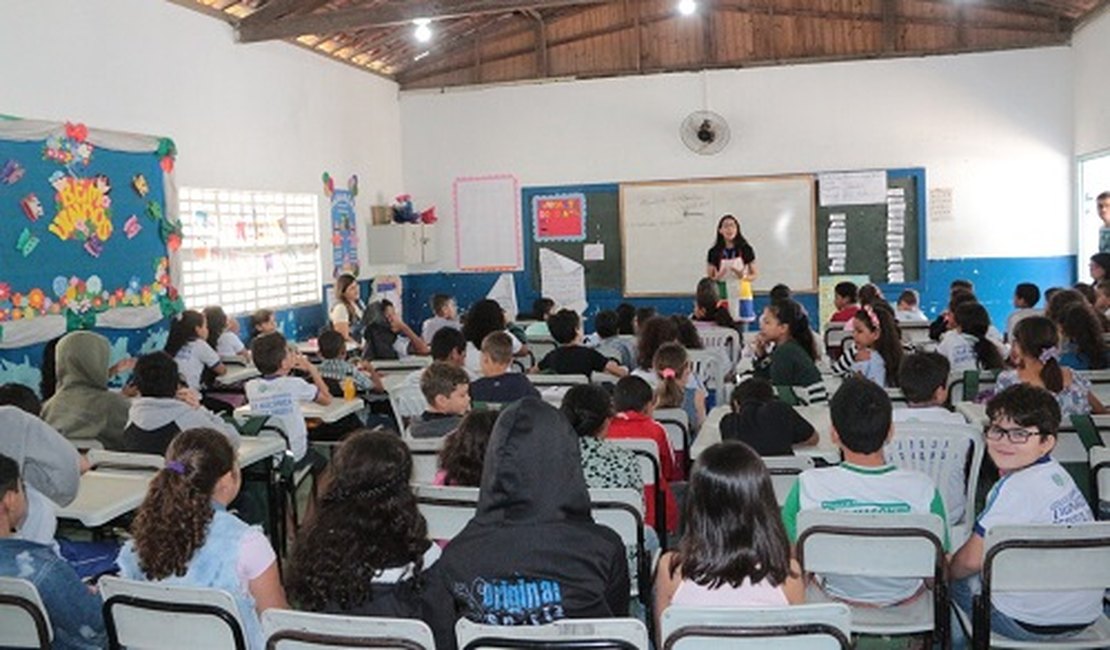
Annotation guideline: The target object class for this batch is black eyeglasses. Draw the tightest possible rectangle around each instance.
[985,425,1040,444]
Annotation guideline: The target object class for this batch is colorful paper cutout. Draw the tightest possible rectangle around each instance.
[533,193,586,241]
[83,235,104,258]
[49,176,113,242]
[20,194,43,222]
[132,173,149,197]
[146,201,162,221]
[16,228,39,257]
[124,215,142,239]
[1,159,24,185]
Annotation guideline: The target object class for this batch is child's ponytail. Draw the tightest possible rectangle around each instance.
[1013,316,1064,393]
[654,342,688,409]
[954,303,1003,370]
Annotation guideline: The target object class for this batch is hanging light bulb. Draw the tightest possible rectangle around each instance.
[677,0,697,16]
[413,18,433,43]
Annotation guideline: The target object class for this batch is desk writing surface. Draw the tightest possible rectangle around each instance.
[56,472,151,528]
[234,398,364,424]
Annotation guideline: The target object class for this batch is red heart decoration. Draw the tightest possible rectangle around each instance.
[160,156,174,173]
[65,122,88,142]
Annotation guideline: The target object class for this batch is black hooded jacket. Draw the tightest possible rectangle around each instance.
[420,397,630,649]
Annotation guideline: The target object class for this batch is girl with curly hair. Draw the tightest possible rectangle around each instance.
[287,430,438,617]
[116,428,285,649]
[435,410,498,487]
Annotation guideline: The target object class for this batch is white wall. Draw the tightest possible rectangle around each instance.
[1074,7,1110,157]
[401,47,1074,266]
[0,0,403,275]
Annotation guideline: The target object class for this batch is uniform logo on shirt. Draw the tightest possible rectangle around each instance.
[454,577,565,626]
[821,498,912,514]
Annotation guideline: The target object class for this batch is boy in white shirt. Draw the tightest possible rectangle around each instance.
[895,289,928,323]
[246,332,332,472]
[421,293,461,343]
[893,352,966,426]
[1004,282,1041,342]
[782,377,948,606]
[948,384,1101,646]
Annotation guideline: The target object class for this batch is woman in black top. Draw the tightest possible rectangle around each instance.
[706,214,757,320]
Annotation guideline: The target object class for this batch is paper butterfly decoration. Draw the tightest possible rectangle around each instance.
[1,159,24,185]
[84,235,104,258]
[21,194,43,222]
[16,228,39,257]
[124,215,142,239]
[132,174,149,197]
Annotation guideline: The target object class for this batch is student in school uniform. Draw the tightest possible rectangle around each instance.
[41,329,131,450]
[410,362,471,439]
[895,289,928,323]
[421,293,462,343]
[751,299,826,403]
[892,352,966,425]
[538,309,626,379]
[929,279,975,342]
[463,299,526,374]
[204,306,248,359]
[248,308,277,344]
[166,309,226,392]
[245,332,332,473]
[589,309,636,368]
[400,327,474,390]
[719,378,817,456]
[1004,282,1042,341]
[363,299,429,360]
[469,332,540,405]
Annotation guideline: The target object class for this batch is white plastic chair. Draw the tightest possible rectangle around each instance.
[527,374,590,387]
[406,437,445,485]
[954,523,1110,649]
[0,577,52,649]
[526,337,558,367]
[697,326,742,366]
[688,348,729,406]
[609,437,667,542]
[823,327,852,357]
[589,487,651,606]
[900,321,933,350]
[660,603,852,649]
[886,421,983,543]
[762,455,815,506]
[261,609,435,649]
[456,617,649,650]
[390,383,428,436]
[100,576,248,650]
[1091,446,1110,519]
[796,511,949,648]
[654,407,691,466]
[413,484,480,541]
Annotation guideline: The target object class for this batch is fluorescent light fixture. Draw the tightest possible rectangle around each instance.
[677,0,697,16]
[413,51,430,62]
[413,18,432,43]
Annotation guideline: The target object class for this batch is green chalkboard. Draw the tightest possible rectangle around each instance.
[815,174,920,283]
[523,185,622,291]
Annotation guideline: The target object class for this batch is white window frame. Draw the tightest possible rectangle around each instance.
[177,187,322,315]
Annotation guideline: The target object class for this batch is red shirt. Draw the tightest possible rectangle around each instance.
[607,411,680,532]
[829,304,860,323]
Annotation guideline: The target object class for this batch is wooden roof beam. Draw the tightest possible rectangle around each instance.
[236,0,612,43]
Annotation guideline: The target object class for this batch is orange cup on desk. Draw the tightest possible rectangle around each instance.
[342,377,356,400]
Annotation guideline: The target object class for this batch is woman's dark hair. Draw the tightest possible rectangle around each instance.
[710,214,750,253]
[39,337,62,401]
[1059,302,1108,370]
[130,428,236,579]
[615,303,636,335]
[202,306,229,350]
[560,384,613,438]
[463,299,507,348]
[672,441,793,589]
[438,411,498,486]
[1090,253,1110,279]
[953,302,1003,371]
[334,273,360,324]
[636,316,679,370]
[0,383,42,416]
[529,298,556,321]
[854,303,904,386]
[693,279,736,328]
[288,430,430,612]
[766,300,819,361]
[672,315,702,349]
[249,308,274,341]
[165,310,205,357]
[1011,316,1064,393]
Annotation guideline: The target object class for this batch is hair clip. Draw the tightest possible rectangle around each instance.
[862,304,880,329]
[1038,346,1059,364]
[659,368,677,379]
[165,460,187,475]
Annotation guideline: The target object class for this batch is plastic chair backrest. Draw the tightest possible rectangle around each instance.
[413,485,480,541]
[456,617,649,650]
[796,511,946,579]
[687,348,729,406]
[589,487,648,602]
[0,577,52,648]
[763,455,815,506]
[261,609,435,650]
[984,523,1110,592]
[886,422,983,528]
[390,384,428,435]
[1092,446,1110,511]
[528,373,590,387]
[697,326,741,366]
[406,437,445,485]
[660,603,852,650]
[654,408,690,456]
[100,576,247,650]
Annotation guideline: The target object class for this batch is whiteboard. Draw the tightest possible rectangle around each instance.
[621,175,816,295]
[454,175,522,271]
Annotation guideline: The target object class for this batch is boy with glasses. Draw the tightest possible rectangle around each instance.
[949,384,1100,645]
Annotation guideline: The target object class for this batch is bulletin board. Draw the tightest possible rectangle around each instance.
[522,183,622,292]
[0,118,182,348]
[454,174,522,272]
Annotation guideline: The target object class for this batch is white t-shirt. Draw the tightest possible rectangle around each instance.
[329,301,362,326]
[175,340,222,391]
[244,375,318,461]
[783,463,948,606]
[974,456,1101,626]
[892,406,967,426]
[935,330,1004,374]
[15,486,59,553]
[421,317,461,344]
[235,528,277,591]
[216,331,245,357]
[465,337,521,375]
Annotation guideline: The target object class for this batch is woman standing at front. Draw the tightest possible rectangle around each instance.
[330,273,364,342]
[706,215,758,322]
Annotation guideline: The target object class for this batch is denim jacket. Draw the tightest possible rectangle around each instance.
[0,538,106,649]
[116,506,263,649]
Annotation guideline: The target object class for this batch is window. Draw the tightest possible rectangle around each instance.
[178,188,321,315]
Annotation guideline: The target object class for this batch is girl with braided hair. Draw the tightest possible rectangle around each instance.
[287,429,438,617]
[117,428,286,649]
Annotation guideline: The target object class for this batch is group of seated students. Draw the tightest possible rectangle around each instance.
[0,273,1106,650]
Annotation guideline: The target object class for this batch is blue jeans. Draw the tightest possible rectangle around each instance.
[949,575,1086,648]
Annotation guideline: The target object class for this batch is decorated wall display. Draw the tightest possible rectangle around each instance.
[324,172,359,278]
[533,193,587,242]
[0,118,183,348]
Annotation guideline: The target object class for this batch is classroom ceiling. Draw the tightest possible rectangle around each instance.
[184,0,1108,89]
